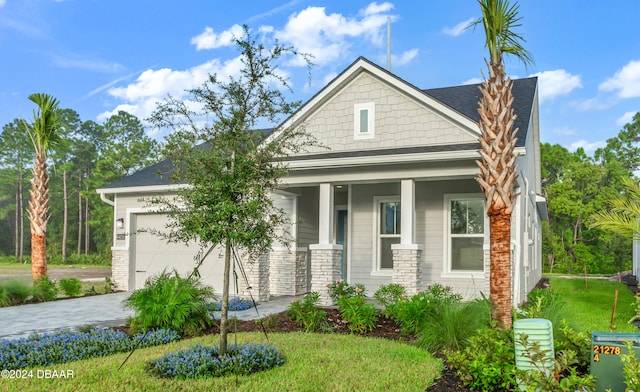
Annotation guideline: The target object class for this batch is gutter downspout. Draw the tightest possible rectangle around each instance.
[99,192,115,207]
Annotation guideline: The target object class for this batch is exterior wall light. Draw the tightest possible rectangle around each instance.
[116,218,125,230]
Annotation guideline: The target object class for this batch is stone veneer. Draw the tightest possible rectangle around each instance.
[391,245,423,295]
[309,245,343,306]
[269,248,308,296]
[111,248,129,291]
[239,254,270,302]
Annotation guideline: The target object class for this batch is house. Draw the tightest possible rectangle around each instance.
[97,57,546,306]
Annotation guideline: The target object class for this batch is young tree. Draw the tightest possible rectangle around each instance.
[473,0,533,328]
[24,93,62,280]
[149,25,313,355]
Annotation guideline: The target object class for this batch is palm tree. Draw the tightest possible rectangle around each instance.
[25,93,61,280]
[473,0,533,328]
[591,177,640,239]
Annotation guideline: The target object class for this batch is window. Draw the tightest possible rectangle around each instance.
[446,196,485,272]
[354,102,375,139]
[377,200,400,270]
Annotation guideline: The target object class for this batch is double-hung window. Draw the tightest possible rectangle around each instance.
[446,195,485,272]
[377,199,400,270]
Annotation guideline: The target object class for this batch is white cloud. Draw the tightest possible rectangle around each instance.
[616,111,638,127]
[568,139,606,153]
[442,17,474,37]
[391,49,418,66]
[362,2,393,15]
[49,52,124,73]
[462,77,482,85]
[530,69,582,103]
[275,3,394,66]
[599,59,640,98]
[0,0,6,7]
[190,24,244,50]
[98,56,245,122]
[246,0,302,23]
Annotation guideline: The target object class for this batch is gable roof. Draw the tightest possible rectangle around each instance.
[98,57,538,192]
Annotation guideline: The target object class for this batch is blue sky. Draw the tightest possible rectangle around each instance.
[1,0,639,153]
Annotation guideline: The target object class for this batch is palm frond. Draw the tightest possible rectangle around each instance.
[27,93,62,154]
[591,177,640,239]
[473,0,534,67]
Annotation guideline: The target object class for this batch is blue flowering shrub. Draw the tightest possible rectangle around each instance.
[150,343,285,379]
[207,297,255,312]
[0,328,178,369]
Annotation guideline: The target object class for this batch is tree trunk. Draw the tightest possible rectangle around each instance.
[14,187,19,258]
[489,212,512,329]
[85,197,90,255]
[219,239,231,356]
[62,170,68,262]
[29,152,49,280]
[77,176,82,256]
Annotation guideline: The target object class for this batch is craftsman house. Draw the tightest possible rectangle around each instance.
[97,57,546,306]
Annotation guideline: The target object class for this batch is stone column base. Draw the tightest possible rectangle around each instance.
[239,254,270,302]
[309,244,343,306]
[269,248,308,296]
[111,247,129,291]
[391,244,423,295]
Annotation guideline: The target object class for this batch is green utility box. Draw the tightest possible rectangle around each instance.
[591,332,640,392]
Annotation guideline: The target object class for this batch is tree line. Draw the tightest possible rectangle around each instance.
[541,112,640,274]
[0,108,161,263]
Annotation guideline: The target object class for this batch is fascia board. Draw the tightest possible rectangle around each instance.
[96,183,187,195]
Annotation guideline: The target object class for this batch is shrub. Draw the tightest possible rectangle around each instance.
[124,270,216,335]
[287,292,328,332]
[2,279,32,305]
[620,341,640,392]
[32,275,58,302]
[208,297,254,312]
[0,285,8,307]
[0,328,178,369]
[447,326,517,391]
[48,253,111,265]
[416,297,491,352]
[391,283,462,335]
[374,283,406,317]
[517,288,566,333]
[553,320,591,371]
[104,277,113,293]
[327,280,365,303]
[339,295,378,333]
[58,277,83,297]
[149,343,285,379]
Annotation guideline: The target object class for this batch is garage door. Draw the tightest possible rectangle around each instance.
[132,213,226,292]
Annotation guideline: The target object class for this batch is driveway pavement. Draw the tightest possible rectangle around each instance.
[0,292,298,341]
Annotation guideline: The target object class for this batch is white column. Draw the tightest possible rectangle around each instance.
[400,179,415,245]
[318,183,334,245]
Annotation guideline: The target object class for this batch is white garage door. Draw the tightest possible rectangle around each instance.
[132,213,226,292]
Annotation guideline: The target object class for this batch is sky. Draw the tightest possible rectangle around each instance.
[1,0,639,154]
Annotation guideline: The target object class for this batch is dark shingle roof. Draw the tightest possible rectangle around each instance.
[100,64,538,191]
[423,76,537,148]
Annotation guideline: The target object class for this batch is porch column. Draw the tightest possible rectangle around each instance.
[310,183,343,306]
[392,179,423,294]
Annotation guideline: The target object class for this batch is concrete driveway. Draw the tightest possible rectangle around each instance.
[0,291,134,340]
[0,292,297,341]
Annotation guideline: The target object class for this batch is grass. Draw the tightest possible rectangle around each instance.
[549,277,637,332]
[2,332,442,392]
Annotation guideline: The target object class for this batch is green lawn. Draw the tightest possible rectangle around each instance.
[549,277,637,332]
[2,332,441,392]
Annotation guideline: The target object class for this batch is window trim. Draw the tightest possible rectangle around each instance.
[372,196,400,275]
[442,193,486,278]
[354,102,375,140]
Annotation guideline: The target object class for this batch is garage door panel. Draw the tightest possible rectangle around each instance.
[134,214,226,292]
